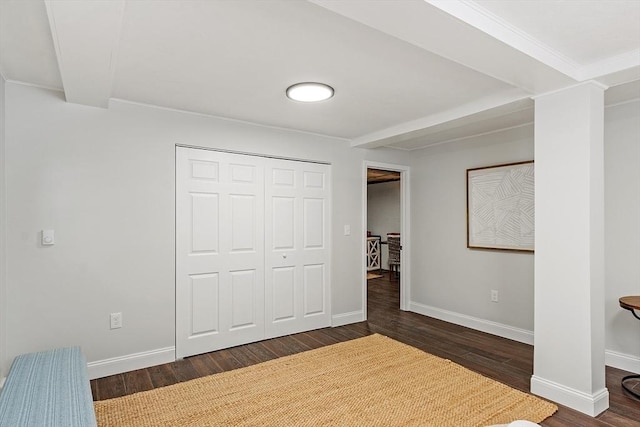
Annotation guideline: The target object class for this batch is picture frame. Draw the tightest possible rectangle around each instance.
[467,161,534,252]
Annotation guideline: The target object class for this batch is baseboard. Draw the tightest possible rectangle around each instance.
[87,347,175,380]
[531,375,609,416]
[605,349,640,374]
[332,310,364,327]
[409,301,534,345]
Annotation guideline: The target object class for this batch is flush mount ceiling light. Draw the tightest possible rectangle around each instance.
[286,82,334,102]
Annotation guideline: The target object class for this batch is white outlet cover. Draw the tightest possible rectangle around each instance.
[41,229,55,245]
[110,312,122,329]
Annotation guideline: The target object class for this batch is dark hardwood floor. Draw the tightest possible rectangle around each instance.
[92,274,640,426]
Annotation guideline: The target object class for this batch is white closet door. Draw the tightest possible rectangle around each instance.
[176,147,265,359]
[265,159,331,338]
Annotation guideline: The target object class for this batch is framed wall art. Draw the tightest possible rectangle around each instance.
[467,161,534,252]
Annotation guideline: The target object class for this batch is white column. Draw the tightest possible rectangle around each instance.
[531,82,609,416]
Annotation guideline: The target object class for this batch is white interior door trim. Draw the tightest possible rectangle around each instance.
[362,161,411,316]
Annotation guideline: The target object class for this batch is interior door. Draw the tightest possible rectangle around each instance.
[265,159,331,338]
[176,147,265,358]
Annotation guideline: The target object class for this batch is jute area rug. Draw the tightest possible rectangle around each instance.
[94,334,557,427]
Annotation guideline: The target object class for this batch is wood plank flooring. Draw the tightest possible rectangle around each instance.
[92,275,640,426]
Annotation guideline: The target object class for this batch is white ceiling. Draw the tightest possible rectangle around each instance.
[475,0,640,65]
[1,0,639,150]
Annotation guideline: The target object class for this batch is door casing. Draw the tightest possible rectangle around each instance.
[362,161,411,316]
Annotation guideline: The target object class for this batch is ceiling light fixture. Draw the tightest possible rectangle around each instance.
[286,82,334,102]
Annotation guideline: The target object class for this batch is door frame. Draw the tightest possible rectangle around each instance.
[362,161,411,317]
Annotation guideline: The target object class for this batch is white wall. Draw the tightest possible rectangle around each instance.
[2,82,411,375]
[367,181,401,269]
[0,75,6,382]
[604,99,640,371]
[409,126,536,337]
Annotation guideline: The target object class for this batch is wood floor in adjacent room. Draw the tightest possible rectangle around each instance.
[92,275,640,426]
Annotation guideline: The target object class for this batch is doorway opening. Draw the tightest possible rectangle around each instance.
[362,161,410,319]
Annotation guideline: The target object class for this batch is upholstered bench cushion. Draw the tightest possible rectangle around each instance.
[0,347,97,427]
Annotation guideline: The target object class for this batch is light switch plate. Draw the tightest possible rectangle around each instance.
[42,229,55,246]
[344,225,351,236]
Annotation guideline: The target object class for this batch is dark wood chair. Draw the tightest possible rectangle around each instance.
[387,233,400,281]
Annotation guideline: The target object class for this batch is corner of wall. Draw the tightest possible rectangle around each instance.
[0,75,7,379]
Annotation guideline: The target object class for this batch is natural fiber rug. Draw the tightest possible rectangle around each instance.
[94,334,557,427]
[367,272,384,280]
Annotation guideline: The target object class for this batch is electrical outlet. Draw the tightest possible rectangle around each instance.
[491,290,499,303]
[110,312,122,329]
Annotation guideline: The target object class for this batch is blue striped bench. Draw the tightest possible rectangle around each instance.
[0,347,97,427]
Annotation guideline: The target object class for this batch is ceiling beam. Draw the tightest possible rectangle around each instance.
[45,0,125,108]
[580,50,640,85]
[350,89,531,149]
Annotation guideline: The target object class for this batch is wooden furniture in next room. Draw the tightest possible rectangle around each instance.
[619,296,640,399]
[366,235,381,272]
[387,233,400,281]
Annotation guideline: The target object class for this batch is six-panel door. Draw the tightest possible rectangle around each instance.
[176,148,266,358]
[176,147,331,359]
[265,159,331,338]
